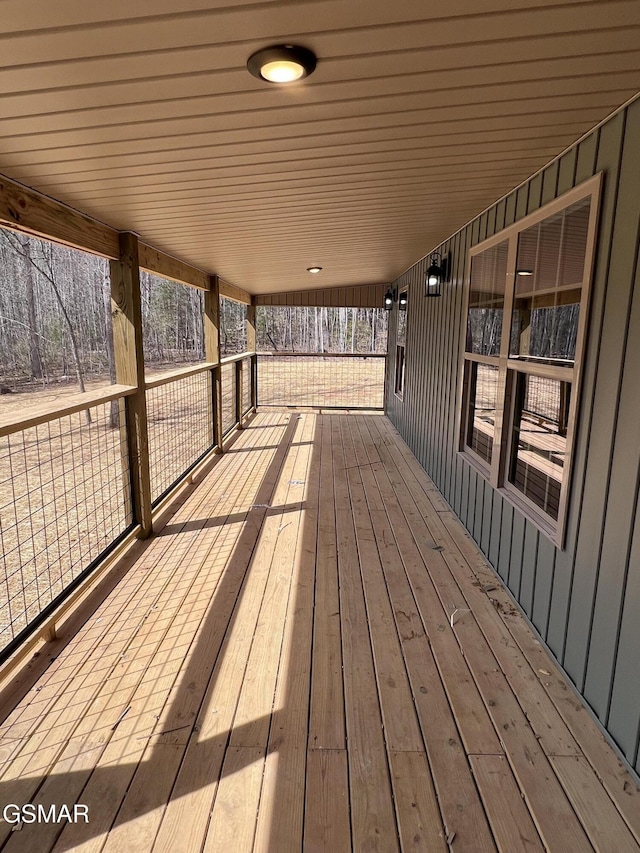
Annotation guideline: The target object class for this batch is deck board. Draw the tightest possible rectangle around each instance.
[0,410,638,853]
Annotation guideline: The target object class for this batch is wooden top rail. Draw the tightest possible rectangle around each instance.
[0,383,136,438]
[220,351,256,366]
[257,351,387,358]
[144,361,217,390]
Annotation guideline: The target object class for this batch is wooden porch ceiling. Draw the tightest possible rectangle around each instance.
[1,1,640,294]
[0,411,638,852]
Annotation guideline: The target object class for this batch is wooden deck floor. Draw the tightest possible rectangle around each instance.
[1,412,639,852]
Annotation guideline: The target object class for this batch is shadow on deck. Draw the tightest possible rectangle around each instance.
[0,411,639,853]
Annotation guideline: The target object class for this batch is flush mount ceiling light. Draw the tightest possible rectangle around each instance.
[516,269,534,276]
[247,45,317,83]
[307,266,322,274]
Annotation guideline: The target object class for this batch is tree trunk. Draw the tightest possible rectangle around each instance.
[22,238,44,381]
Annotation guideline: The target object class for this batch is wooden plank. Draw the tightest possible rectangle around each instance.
[304,750,351,852]
[331,415,399,853]
[137,242,208,290]
[144,361,215,390]
[217,276,251,305]
[0,383,135,437]
[308,418,346,750]
[254,413,319,853]
[0,172,119,258]
[110,232,152,537]
[469,755,544,853]
[229,416,309,749]
[464,538,640,845]
[389,751,447,852]
[550,755,640,853]
[152,418,299,853]
[204,746,265,853]
[345,425,423,753]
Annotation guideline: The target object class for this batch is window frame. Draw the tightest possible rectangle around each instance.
[457,174,602,547]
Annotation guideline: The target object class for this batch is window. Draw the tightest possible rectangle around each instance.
[459,176,601,545]
[395,287,408,397]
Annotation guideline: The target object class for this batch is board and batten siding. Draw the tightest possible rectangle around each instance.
[385,95,640,773]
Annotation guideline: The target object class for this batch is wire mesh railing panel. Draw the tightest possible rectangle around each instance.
[146,370,214,504]
[221,362,236,435]
[257,354,386,409]
[242,357,252,416]
[0,401,132,654]
[524,374,561,423]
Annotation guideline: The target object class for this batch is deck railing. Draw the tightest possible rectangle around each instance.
[0,353,256,662]
[256,352,386,409]
[0,385,136,660]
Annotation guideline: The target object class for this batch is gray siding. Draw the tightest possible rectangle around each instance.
[385,97,640,771]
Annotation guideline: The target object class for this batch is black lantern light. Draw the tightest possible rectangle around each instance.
[383,288,395,310]
[398,291,408,311]
[425,252,447,297]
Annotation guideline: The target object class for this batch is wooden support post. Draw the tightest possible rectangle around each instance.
[247,297,258,411]
[205,276,223,452]
[110,233,153,538]
[236,359,243,427]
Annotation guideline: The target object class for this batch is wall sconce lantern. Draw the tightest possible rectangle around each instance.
[383,288,395,310]
[425,252,448,297]
[398,291,408,311]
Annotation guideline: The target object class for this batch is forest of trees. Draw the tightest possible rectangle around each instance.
[0,226,388,394]
[256,306,388,354]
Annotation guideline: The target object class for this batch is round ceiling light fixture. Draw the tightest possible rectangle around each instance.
[307,266,322,274]
[247,44,317,83]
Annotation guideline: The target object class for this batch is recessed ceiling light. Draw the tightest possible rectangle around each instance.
[247,45,317,84]
[307,266,322,274]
